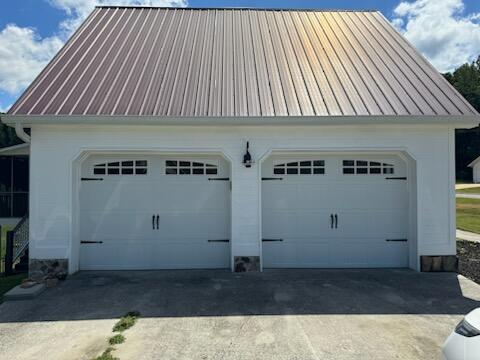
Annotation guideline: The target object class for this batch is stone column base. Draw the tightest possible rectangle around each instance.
[29,259,69,280]
[234,256,260,272]
[420,255,458,272]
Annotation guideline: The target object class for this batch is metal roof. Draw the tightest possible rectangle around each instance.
[8,7,478,117]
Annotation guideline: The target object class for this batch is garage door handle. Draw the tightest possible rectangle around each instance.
[156,215,159,230]
[330,214,334,229]
[152,215,155,230]
[335,214,338,229]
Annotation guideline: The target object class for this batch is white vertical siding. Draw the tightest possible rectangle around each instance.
[28,123,456,271]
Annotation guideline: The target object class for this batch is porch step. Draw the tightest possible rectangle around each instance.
[3,283,46,301]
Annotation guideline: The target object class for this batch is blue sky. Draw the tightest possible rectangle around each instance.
[0,0,480,112]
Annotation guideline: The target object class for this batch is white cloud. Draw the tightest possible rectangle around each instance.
[392,0,480,73]
[0,0,187,97]
[0,25,63,94]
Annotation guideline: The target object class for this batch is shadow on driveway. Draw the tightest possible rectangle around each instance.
[1,269,479,323]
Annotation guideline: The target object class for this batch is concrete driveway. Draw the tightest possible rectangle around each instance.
[1,270,479,360]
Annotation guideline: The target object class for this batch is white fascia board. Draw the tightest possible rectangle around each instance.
[1,114,479,128]
[0,143,30,155]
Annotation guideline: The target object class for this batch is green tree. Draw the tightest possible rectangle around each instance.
[0,113,22,148]
[444,56,480,181]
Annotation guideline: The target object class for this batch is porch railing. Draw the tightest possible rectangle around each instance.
[5,214,29,275]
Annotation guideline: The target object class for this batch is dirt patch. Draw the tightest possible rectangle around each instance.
[457,240,480,284]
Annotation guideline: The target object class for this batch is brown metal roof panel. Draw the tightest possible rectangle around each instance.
[296,12,354,115]
[266,11,303,116]
[166,10,199,116]
[275,11,315,116]
[241,11,261,116]
[232,11,247,117]
[249,11,275,116]
[29,8,112,115]
[325,12,396,115]
[194,10,215,116]
[127,9,173,115]
[208,10,224,117]
[317,12,377,115]
[289,12,341,115]
[222,10,234,117]
[8,8,477,118]
[332,12,422,115]
[371,12,477,115]
[180,10,207,116]
[71,8,138,114]
[113,9,161,115]
[351,12,442,115]
[52,8,125,114]
[101,9,152,115]
[283,11,328,116]
[9,8,103,115]
[257,11,288,116]
[58,9,128,115]
[307,12,367,115]
[346,13,432,115]
[157,10,195,116]
[141,9,184,115]
[82,9,144,114]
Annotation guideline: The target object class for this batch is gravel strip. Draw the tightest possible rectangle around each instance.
[457,240,480,284]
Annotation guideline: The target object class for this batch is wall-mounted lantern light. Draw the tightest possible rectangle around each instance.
[243,141,254,168]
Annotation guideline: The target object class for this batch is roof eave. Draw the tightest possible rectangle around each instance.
[1,114,479,128]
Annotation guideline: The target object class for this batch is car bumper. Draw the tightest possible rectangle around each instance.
[443,331,480,360]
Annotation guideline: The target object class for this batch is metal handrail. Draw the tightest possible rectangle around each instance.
[12,214,29,262]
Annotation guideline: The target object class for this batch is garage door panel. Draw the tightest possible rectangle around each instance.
[156,182,229,211]
[263,241,330,268]
[365,184,408,210]
[159,212,229,238]
[80,182,157,211]
[367,242,409,267]
[262,184,298,210]
[263,154,409,269]
[296,212,334,236]
[80,211,153,241]
[296,184,335,209]
[80,155,230,270]
[262,212,296,238]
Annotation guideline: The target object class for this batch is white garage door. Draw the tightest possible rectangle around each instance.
[262,155,409,268]
[79,155,230,270]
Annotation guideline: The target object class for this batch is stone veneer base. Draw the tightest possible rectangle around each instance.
[234,256,260,272]
[420,255,458,272]
[29,259,69,280]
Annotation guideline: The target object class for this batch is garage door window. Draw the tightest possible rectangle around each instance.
[342,160,394,175]
[93,160,148,175]
[165,160,218,175]
[273,160,325,175]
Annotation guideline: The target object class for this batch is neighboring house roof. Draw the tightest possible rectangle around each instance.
[0,143,30,156]
[468,156,480,167]
[7,7,479,118]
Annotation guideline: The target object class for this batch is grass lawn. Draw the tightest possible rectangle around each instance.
[0,274,27,304]
[456,187,480,194]
[457,198,480,234]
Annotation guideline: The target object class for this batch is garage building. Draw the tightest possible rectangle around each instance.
[2,7,478,276]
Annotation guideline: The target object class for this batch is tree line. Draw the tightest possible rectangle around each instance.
[444,56,480,181]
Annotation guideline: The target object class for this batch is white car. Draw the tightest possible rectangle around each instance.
[443,308,480,360]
